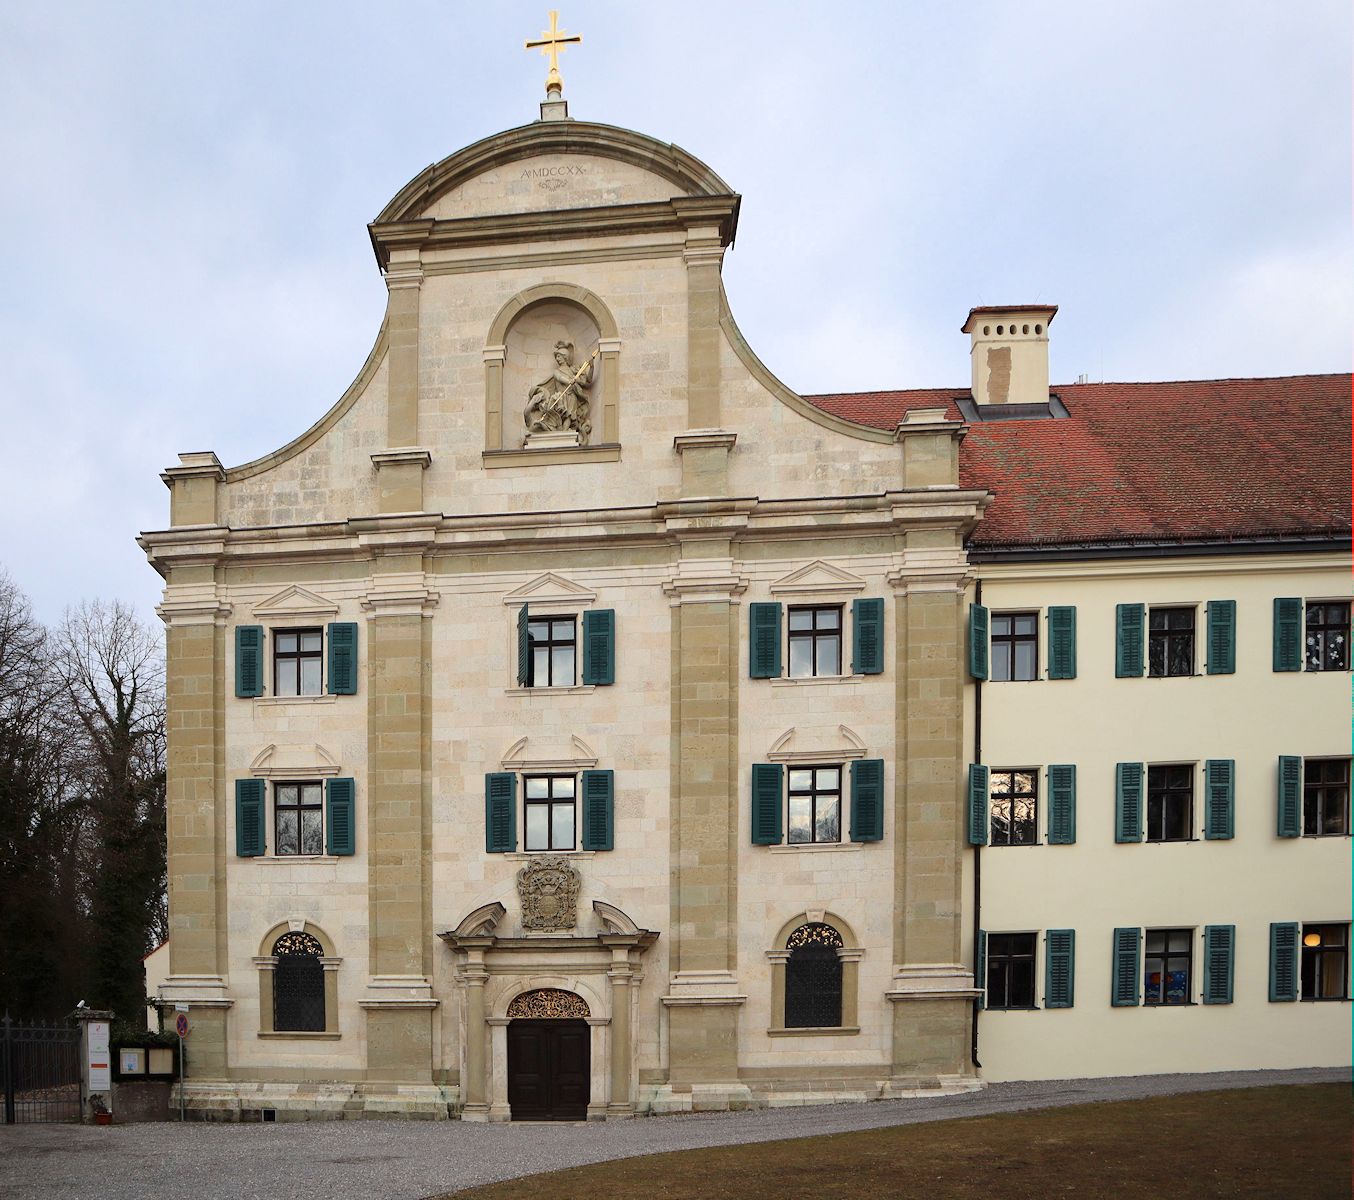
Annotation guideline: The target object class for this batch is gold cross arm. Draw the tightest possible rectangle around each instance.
[525,10,581,77]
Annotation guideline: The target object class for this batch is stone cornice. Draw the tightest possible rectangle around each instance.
[369,196,740,270]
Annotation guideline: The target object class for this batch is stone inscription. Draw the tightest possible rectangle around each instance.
[520,163,592,191]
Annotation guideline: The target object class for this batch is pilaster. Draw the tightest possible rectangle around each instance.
[661,526,747,1089]
[361,540,439,1082]
[887,554,979,1081]
[381,250,425,514]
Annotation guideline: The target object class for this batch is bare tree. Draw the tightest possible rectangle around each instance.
[0,571,92,1017]
[55,600,167,1026]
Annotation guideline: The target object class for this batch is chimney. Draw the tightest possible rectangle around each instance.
[961,305,1057,406]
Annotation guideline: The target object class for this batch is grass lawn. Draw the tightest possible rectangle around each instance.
[440,1084,1350,1199]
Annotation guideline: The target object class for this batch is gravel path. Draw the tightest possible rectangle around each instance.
[0,1067,1340,1200]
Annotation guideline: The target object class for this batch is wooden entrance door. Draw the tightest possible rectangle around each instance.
[506,1019,590,1121]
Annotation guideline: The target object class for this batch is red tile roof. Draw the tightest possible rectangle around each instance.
[804,375,1352,549]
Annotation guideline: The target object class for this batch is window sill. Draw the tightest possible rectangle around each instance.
[258,1030,342,1040]
[1300,996,1351,1003]
[505,685,597,697]
[1143,1002,1196,1008]
[246,856,341,866]
[768,842,863,854]
[988,677,1043,685]
[767,1026,860,1038]
[987,842,1042,849]
[770,675,865,687]
[253,694,338,707]
[985,1006,1040,1012]
[1143,838,1200,845]
[501,850,597,861]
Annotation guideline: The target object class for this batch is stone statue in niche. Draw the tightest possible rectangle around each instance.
[516,854,581,932]
[524,340,596,446]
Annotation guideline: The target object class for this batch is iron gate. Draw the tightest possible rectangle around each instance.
[1,1015,82,1123]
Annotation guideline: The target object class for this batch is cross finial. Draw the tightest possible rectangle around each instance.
[525,10,582,99]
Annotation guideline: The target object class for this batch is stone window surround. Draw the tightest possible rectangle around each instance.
[253,919,342,1038]
[760,565,880,684]
[765,911,863,1037]
[481,283,622,463]
[502,575,599,694]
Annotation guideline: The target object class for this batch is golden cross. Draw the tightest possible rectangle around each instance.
[525,10,581,95]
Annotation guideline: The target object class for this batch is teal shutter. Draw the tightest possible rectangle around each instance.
[1047,765,1077,845]
[1276,755,1302,838]
[1203,760,1235,840]
[325,778,356,856]
[1115,604,1145,677]
[580,769,614,851]
[1111,927,1141,1006]
[968,604,989,680]
[851,598,885,675]
[1045,929,1076,1009]
[975,929,987,1010]
[751,763,783,844]
[1047,606,1077,680]
[966,764,990,846]
[849,759,885,842]
[581,609,616,686]
[235,625,265,698]
[1115,762,1144,843]
[1202,925,1235,1005]
[1269,922,1299,1002]
[1205,601,1236,675]
[1272,598,1302,672]
[749,603,783,679]
[326,622,359,695]
[235,779,266,857]
[516,604,530,686]
[484,773,516,853]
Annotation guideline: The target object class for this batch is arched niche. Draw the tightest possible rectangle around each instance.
[252,919,342,1037]
[765,910,863,1037]
[484,284,621,452]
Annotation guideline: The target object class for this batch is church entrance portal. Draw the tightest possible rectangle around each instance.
[506,1019,590,1121]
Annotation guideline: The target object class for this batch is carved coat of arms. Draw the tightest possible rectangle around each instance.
[517,855,581,931]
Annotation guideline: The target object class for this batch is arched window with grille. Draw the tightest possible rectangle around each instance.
[273,931,326,1032]
[784,922,844,1028]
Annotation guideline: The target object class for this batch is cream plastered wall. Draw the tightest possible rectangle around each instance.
[734,556,900,1073]
[425,561,677,1080]
[966,554,1350,1082]
[221,581,373,1073]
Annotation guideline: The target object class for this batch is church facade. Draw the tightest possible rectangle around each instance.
[142,94,1350,1119]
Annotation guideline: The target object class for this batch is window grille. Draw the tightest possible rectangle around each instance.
[273,931,325,1032]
[785,922,844,1028]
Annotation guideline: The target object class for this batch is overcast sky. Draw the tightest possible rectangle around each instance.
[1,2,1349,625]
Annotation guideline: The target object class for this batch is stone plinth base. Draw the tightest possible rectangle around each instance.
[648,1082,756,1115]
[171,1080,455,1121]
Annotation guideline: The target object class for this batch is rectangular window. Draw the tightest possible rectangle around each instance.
[787,606,842,678]
[1305,602,1350,672]
[524,775,576,851]
[1301,924,1349,1000]
[991,612,1038,682]
[990,770,1038,846]
[274,629,323,696]
[986,933,1037,1009]
[527,617,577,688]
[275,782,323,856]
[787,766,841,844]
[1147,764,1193,842]
[1304,759,1350,837]
[1148,607,1195,677]
[1144,928,1192,1005]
